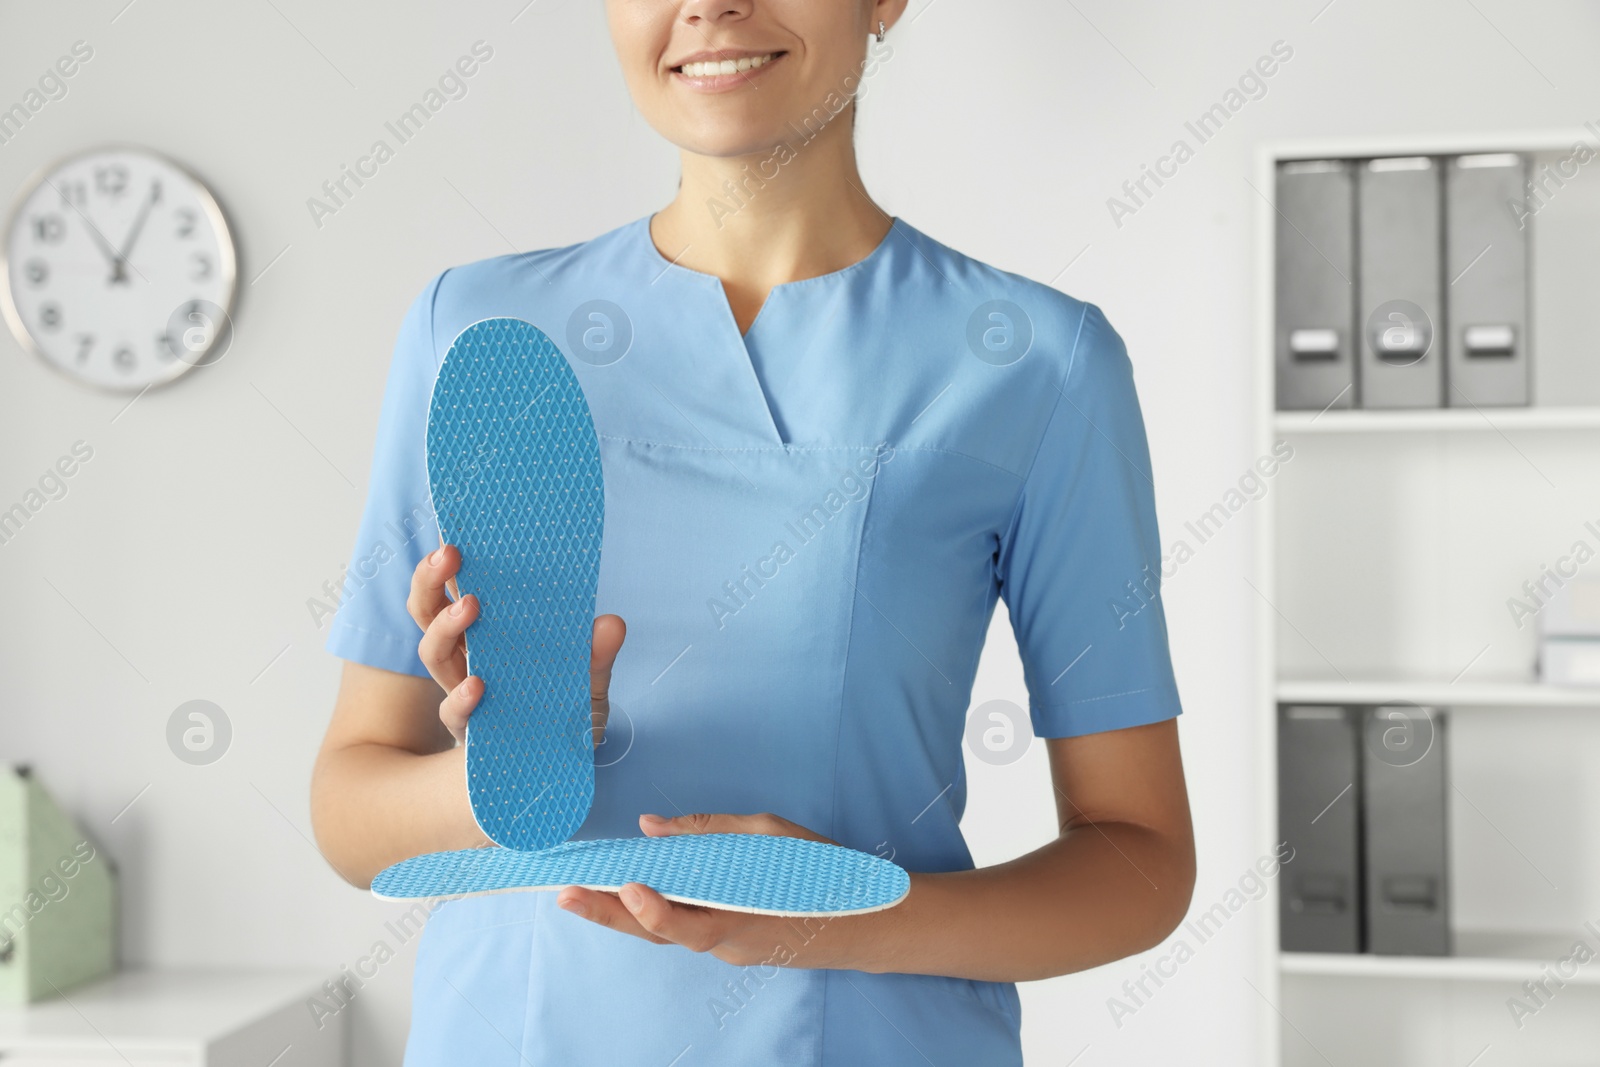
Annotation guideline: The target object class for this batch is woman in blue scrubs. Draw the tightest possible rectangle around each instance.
[311,1,1195,1063]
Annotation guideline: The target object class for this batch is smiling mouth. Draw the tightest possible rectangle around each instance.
[671,51,787,77]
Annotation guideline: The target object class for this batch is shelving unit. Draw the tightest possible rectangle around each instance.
[1275,406,1600,434]
[1276,679,1600,708]
[1283,930,1600,984]
[1253,129,1600,1067]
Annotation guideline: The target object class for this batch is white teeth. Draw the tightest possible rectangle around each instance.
[679,53,777,78]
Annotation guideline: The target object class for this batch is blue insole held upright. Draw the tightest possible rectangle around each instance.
[427,317,602,852]
[377,317,910,916]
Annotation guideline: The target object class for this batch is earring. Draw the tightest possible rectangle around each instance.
[876,20,886,43]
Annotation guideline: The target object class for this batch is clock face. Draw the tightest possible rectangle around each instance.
[1,145,236,392]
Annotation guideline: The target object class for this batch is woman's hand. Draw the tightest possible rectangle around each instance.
[549,724,1197,984]
[555,813,857,968]
[405,544,627,744]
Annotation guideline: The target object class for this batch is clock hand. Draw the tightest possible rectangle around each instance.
[41,176,132,284]
[80,218,121,267]
[114,181,160,271]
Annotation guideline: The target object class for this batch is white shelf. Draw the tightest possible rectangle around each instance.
[1265,128,1600,160]
[1275,405,1600,434]
[1282,930,1600,984]
[0,968,343,1065]
[1276,679,1600,708]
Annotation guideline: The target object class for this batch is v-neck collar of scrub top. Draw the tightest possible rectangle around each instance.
[629,212,905,449]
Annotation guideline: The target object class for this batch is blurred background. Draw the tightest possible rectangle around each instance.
[2,0,1598,1064]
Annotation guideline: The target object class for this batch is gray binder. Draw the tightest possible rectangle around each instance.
[1445,153,1531,407]
[1275,161,1357,411]
[1278,705,1362,953]
[1358,158,1444,408]
[1362,706,1451,956]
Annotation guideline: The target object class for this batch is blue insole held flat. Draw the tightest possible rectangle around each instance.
[380,317,911,916]
[373,834,910,916]
[427,317,602,851]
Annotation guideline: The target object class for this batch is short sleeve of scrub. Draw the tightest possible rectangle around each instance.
[321,270,447,679]
[996,302,1183,739]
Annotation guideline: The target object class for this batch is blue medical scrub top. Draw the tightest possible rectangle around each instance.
[324,213,1183,1066]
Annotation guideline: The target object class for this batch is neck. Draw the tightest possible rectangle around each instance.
[649,111,893,293]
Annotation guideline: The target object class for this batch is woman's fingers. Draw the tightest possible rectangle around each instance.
[556,886,670,944]
[556,884,723,956]
[589,614,627,748]
[415,551,622,746]
[417,592,478,691]
[637,811,831,842]
[617,883,720,952]
[406,545,459,631]
[438,673,483,743]
[410,545,482,709]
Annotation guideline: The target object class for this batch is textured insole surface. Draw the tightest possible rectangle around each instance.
[427,318,603,851]
[372,834,912,916]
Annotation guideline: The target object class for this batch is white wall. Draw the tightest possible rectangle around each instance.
[1,1,1594,1063]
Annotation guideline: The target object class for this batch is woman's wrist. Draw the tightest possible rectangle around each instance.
[797,870,940,975]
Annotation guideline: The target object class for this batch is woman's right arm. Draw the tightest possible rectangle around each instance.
[310,544,627,888]
[309,544,488,889]
[310,662,485,889]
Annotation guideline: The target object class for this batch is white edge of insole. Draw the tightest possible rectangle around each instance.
[371,879,910,918]
[424,324,494,848]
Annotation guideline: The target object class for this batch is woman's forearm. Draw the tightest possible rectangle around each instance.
[310,742,489,889]
[805,822,1196,983]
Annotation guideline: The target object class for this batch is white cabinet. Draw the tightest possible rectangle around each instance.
[0,970,344,1066]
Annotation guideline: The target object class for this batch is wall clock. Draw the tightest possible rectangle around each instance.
[1,144,237,393]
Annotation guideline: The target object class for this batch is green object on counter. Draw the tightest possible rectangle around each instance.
[0,766,115,1003]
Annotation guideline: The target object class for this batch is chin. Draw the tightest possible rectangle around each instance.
[668,120,798,161]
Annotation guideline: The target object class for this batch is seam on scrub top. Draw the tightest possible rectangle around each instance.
[1015,301,1092,494]
[328,621,418,651]
[640,214,902,294]
[515,895,541,1062]
[824,456,878,846]
[325,624,431,679]
[994,300,1091,574]
[595,434,1027,477]
[422,266,452,381]
[426,266,448,368]
[1035,683,1164,707]
[414,267,451,529]
[815,469,878,1067]
[815,974,832,1067]
[768,214,900,290]
[596,435,886,453]
[891,445,1022,478]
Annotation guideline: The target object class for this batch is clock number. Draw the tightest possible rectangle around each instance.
[174,208,196,238]
[75,334,94,363]
[31,214,65,243]
[57,181,87,209]
[95,165,129,198]
[191,253,211,281]
[24,259,48,286]
[149,179,163,204]
[38,303,62,331]
[182,301,206,351]
[155,332,175,360]
[113,346,136,372]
